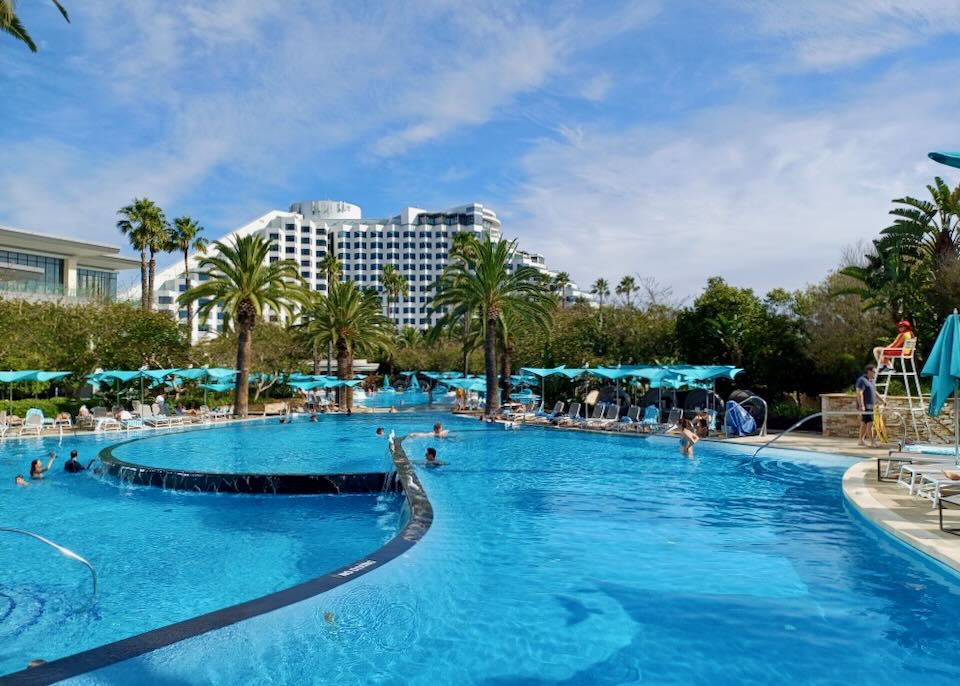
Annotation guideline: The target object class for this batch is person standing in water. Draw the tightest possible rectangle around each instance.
[678,419,699,458]
[30,452,57,480]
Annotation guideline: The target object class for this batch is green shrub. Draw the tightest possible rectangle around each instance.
[3,398,84,418]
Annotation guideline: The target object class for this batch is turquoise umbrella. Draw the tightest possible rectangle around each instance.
[200,383,235,393]
[0,370,71,411]
[921,312,960,458]
[929,152,960,169]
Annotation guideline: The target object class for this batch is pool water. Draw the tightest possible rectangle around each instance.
[73,421,960,685]
[108,413,451,473]
[356,390,454,410]
[0,433,403,677]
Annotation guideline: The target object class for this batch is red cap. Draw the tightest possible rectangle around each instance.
[896,320,913,330]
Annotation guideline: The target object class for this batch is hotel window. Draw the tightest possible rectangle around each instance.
[285,246,295,254]
[0,249,64,291]
[301,236,310,244]
[301,271,310,278]
[158,295,173,305]
[270,257,279,263]
[315,250,325,258]
[285,224,295,232]
[269,233,280,240]
[300,249,310,256]
[76,267,118,300]
[315,238,326,246]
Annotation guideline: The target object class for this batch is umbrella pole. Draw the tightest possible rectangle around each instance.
[953,379,960,464]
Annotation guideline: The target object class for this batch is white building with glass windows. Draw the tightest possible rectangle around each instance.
[137,200,589,343]
[0,224,139,303]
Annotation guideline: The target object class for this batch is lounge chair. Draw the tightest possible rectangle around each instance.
[617,405,642,431]
[896,463,954,496]
[18,412,44,437]
[639,405,660,432]
[553,402,581,426]
[536,401,564,419]
[877,451,954,481]
[583,403,611,429]
[916,470,960,505]
[140,404,172,428]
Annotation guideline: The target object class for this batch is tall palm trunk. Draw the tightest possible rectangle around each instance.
[312,343,321,375]
[462,316,472,376]
[327,341,332,375]
[484,312,499,415]
[501,339,512,403]
[336,340,353,410]
[139,249,148,310]
[234,305,255,417]
[183,250,193,336]
[147,247,157,312]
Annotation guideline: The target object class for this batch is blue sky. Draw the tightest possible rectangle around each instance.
[3,0,960,299]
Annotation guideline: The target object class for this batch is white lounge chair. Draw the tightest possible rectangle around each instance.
[617,405,642,431]
[141,404,172,428]
[18,412,44,436]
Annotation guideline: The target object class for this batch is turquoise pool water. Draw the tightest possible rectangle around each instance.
[356,390,453,409]
[0,432,403,677]
[108,413,450,473]
[70,421,960,685]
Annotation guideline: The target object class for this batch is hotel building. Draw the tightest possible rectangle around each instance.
[140,200,589,342]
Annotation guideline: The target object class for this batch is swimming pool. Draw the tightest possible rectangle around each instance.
[107,413,449,474]
[63,421,960,684]
[356,390,454,409]
[0,432,403,677]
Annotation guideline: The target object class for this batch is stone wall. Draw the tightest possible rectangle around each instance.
[820,393,955,442]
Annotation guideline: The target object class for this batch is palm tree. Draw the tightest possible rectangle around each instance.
[616,275,636,308]
[316,253,341,374]
[434,236,554,415]
[591,278,610,326]
[381,264,408,322]
[301,280,394,410]
[397,326,422,349]
[1,0,68,52]
[167,216,208,336]
[450,230,479,260]
[552,271,571,308]
[117,198,166,311]
[319,253,341,284]
[179,235,309,417]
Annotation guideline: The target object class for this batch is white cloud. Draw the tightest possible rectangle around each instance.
[504,63,960,298]
[580,73,612,102]
[0,0,659,251]
[738,0,960,69]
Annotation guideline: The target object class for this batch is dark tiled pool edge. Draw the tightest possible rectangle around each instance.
[1,435,433,686]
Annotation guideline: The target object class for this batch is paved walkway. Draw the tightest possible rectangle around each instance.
[843,458,960,572]
[720,432,892,460]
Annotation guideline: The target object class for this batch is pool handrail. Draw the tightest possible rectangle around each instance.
[751,408,908,457]
[0,527,97,608]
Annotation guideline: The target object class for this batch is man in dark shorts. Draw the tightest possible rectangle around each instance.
[855,365,878,447]
[64,449,85,473]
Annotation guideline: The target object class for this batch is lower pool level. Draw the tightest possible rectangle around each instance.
[64,420,960,685]
[0,431,403,677]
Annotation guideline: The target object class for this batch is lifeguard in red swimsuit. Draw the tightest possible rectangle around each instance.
[873,320,914,371]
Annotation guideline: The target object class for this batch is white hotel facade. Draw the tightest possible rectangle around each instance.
[140,200,589,343]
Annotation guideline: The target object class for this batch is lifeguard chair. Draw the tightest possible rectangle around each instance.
[876,337,930,440]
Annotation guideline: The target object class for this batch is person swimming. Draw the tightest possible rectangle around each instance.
[30,452,57,480]
[15,475,28,486]
[678,419,699,458]
[376,427,385,436]
[410,423,449,439]
[424,447,447,467]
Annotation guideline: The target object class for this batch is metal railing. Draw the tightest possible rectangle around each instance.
[750,408,907,458]
[0,280,115,302]
[0,528,98,609]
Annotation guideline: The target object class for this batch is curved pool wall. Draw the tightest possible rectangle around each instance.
[2,434,432,685]
[99,437,394,494]
[59,427,960,685]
